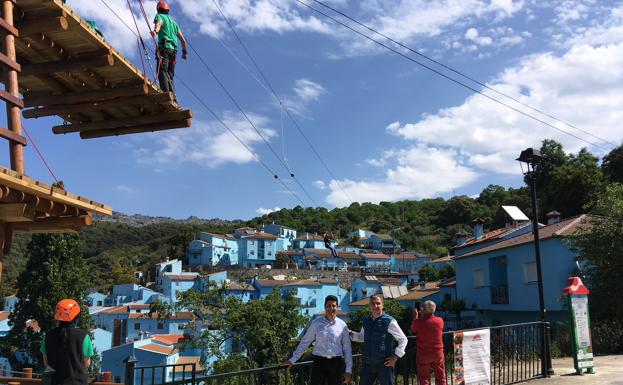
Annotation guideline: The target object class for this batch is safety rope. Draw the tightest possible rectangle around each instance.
[22,126,61,185]
[137,0,162,84]
[125,0,149,78]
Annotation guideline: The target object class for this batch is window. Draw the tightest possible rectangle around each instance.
[250,251,255,255]
[134,323,141,330]
[157,322,164,330]
[523,262,538,283]
[473,269,485,288]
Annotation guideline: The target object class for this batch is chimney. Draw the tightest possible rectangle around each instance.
[472,218,485,240]
[456,229,469,246]
[547,211,561,225]
[419,282,426,290]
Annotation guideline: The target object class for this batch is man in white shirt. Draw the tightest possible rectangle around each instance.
[282,295,352,384]
[350,294,408,385]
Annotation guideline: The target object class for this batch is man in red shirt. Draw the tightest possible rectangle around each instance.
[410,300,446,385]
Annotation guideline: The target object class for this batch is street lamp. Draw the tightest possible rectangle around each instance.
[516,148,554,376]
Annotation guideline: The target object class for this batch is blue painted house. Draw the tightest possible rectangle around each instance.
[3,295,17,312]
[91,327,113,354]
[453,214,591,325]
[238,233,278,267]
[292,233,326,250]
[161,273,199,303]
[361,253,391,271]
[390,252,432,273]
[87,292,107,307]
[188,232,239,267]
[264,223,297,251]
[369,233,397,253]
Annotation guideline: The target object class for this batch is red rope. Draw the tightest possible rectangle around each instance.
[22,126,61,185]
[126,0,148,78]
[138,0,161,84]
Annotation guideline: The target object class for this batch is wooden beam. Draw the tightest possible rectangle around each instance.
[24,83,149,107]
[22,53,114,76]
[55,109,192,134]
[0,89,24,108]
[0,167,112,215]
[11,214,92,233]
[0,17,19,37]
[18,16,68,36]
[0,203,35,222]
[81,118,192,139]
[0,127,27,146]
[23,92,175,118]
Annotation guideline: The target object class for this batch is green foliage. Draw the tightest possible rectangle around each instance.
[437,263,455,280]
[418,266,439,282]
[347,299,411,333]
[571,184,623,322]
[175,284,308,371]
[602,144,623,184]
[2,234,93,367]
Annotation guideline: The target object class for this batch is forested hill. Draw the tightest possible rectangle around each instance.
[2,139,620,294]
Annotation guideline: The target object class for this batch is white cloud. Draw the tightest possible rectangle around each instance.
[283,79,326,116]
[386,28,623,175]
[326,146,477,207]
[465,28,493,46]
[256,206,281,215]
[116,185,135,193]
[133,112,276,171]
[313,180,327,190]
[70,0,155,57]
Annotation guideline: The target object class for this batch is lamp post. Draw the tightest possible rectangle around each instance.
[516,148,553,377]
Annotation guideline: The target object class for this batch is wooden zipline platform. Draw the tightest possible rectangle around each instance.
[14,0,192,139]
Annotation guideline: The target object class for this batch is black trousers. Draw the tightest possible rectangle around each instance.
[157,47,176,93]
[311,355,343,385]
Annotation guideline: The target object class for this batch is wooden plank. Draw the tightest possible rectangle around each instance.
[18,16,68,36]
[54,109,192,134]
[0,51,20,72]
[0,167,112,215]
[11,214,92,233]
[23,92,174,118]
[0,17,19,37]
[24,83,149,107]
[22,53,114,76]
[0,127,27,146]
[0,89,23,108]
[81,118,192,139]
[0,203,36,222]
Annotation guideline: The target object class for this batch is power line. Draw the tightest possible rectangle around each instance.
[295,0,612,152]
[98,0,309,208]
[209,0,355,204]
[309,0,617,149]
[186,40,320,207]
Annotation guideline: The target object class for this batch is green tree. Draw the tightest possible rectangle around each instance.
[438,263,455,280]
[176,285,308,372]
[418,266,440,282]
[602,144,623,184]
[2,234,93,367]
[571,184,623,322]
[439,298,467,329]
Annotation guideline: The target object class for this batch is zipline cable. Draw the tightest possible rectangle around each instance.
[295,0,611,152]
[210,0,355,203]
[309,0,617,148]
[99,0,309,208]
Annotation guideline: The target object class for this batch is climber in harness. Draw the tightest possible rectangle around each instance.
[324,232,339,259]
[151,1,188,94]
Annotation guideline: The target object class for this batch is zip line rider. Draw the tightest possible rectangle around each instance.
[151,1,188,94]
[41,299,94,385]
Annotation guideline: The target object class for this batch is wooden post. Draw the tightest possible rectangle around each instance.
[102,372,112,382]
[22,368,33,378]
[3,0,24,175]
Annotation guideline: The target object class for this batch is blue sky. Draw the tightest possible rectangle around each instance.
[6,0,623,219]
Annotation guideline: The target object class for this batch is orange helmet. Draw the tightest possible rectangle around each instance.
[156,1,169,11]
[55,299,80,322]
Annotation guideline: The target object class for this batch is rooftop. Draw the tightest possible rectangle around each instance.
[456,215,593,259]
[137,343,177,355]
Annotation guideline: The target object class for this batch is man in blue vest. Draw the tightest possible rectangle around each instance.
[350,294,408,385]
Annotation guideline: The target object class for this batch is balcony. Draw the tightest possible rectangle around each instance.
[490,285,509,304]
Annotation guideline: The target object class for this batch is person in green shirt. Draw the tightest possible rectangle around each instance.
[41,299,94,385]
[151,1,188,93]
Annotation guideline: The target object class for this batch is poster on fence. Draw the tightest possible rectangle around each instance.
[454,328,491,385]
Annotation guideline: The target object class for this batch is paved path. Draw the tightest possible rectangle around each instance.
[519,355,623,385]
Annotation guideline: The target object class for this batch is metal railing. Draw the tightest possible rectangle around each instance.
[128,321,548,385]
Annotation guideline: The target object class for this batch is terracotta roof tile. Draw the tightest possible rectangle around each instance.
[151,334,185,345]
[164,273,199,281]
[0,312,10,321]
[138,343,177,355]
[361,253,390,260]
[456,215,593,259]
[175,356,204,371]
[396,289,439,301]
[245,232,277,240]
[255,279,289,287]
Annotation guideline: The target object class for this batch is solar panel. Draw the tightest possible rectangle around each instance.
[502,206,529,221]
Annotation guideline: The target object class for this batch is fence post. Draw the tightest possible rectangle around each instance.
[22,368,32,378]
[123,354,138,385]
[545,322,554,376]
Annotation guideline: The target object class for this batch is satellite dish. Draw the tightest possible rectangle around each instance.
[502,206,529,221]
